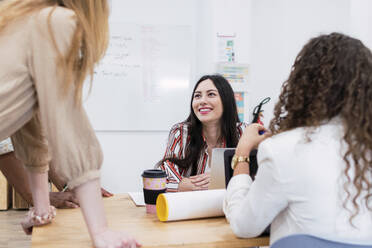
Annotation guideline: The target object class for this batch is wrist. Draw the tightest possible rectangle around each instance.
[91,225,109,236]
[177,178,189,192]
[231,154,250,170]
[233,161,250,176]
[235,145,253,157]
[29,205,56,224]
[21,205,56,235]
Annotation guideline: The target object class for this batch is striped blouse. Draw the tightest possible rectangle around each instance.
[159,122,247,192]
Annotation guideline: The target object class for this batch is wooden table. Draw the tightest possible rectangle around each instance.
[31,194,269,247]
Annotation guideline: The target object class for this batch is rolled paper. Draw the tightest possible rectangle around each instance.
[156,189,226,221]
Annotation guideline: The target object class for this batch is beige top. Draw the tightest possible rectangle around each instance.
[0,6,103,189]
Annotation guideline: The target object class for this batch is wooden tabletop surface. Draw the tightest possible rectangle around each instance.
[31,194,269,247]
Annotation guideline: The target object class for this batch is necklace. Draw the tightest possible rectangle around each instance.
[206,137,223,149]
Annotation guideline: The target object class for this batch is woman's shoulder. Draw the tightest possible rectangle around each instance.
[265,119,344,147]
[32,6,76,31]
[38,6,76,21]
[262,128,303,147]
[169,122,190,135]
[169,122,190,133]
[28,6,77,52]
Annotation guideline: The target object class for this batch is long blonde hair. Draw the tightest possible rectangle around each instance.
[0,0,109,104]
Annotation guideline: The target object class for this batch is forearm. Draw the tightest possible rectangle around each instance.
[0,152,33,204]
[224,174,265,237]
[74,179,108,238]
[233,161,250,176]
[161,162,183,192]
[0,152,77,209]
[27,170,50,215]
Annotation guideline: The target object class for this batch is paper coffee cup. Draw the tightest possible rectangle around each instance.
[142,169,167,214]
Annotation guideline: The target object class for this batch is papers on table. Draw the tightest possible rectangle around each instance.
[128,192,145,206]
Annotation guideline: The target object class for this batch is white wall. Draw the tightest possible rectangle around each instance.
[98,131,168,193]
[350,0,372,50]
[195,0,252,76]
[98,0,372,193]
[248,0,351,124]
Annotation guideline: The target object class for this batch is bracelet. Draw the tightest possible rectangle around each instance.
[231,154,250,170]
[28,206,57,224]
[21,205,56,235]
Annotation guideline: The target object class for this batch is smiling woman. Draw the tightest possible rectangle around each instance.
[156,74,248,192]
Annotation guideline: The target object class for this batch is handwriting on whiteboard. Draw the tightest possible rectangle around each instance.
[94,26,142,79]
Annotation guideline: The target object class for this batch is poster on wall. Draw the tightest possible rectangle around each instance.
[217,63,249,123]
[216,33,236,62]
[235,92,245,122]
[217,63,249,84]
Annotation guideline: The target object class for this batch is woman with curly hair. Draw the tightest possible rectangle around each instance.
[223,33,372,245]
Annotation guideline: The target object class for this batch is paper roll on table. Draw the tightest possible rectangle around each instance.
[156,189,226,221]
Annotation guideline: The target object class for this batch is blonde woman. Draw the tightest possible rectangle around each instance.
[0,1,140,247]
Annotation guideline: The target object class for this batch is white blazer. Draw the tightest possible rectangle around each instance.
[223,117,372,245]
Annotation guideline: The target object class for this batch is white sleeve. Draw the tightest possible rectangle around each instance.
[223,141,289,238]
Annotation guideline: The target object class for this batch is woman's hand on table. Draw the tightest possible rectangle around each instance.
[190,173,210,189]
[178,173,210,191]
[50,187,112,209]
[101,188,114,197]
[50,191,79,209]
[93,229,141,248]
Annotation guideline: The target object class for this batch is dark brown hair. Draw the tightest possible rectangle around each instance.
[158,74,240,175]
[269,33,372,222]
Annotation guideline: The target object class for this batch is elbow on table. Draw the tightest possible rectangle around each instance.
[229,216,263,238]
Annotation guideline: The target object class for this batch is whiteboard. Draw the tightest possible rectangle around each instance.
[83,0,196,131]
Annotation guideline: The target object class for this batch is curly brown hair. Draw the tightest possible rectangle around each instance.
[269,33,372,222]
